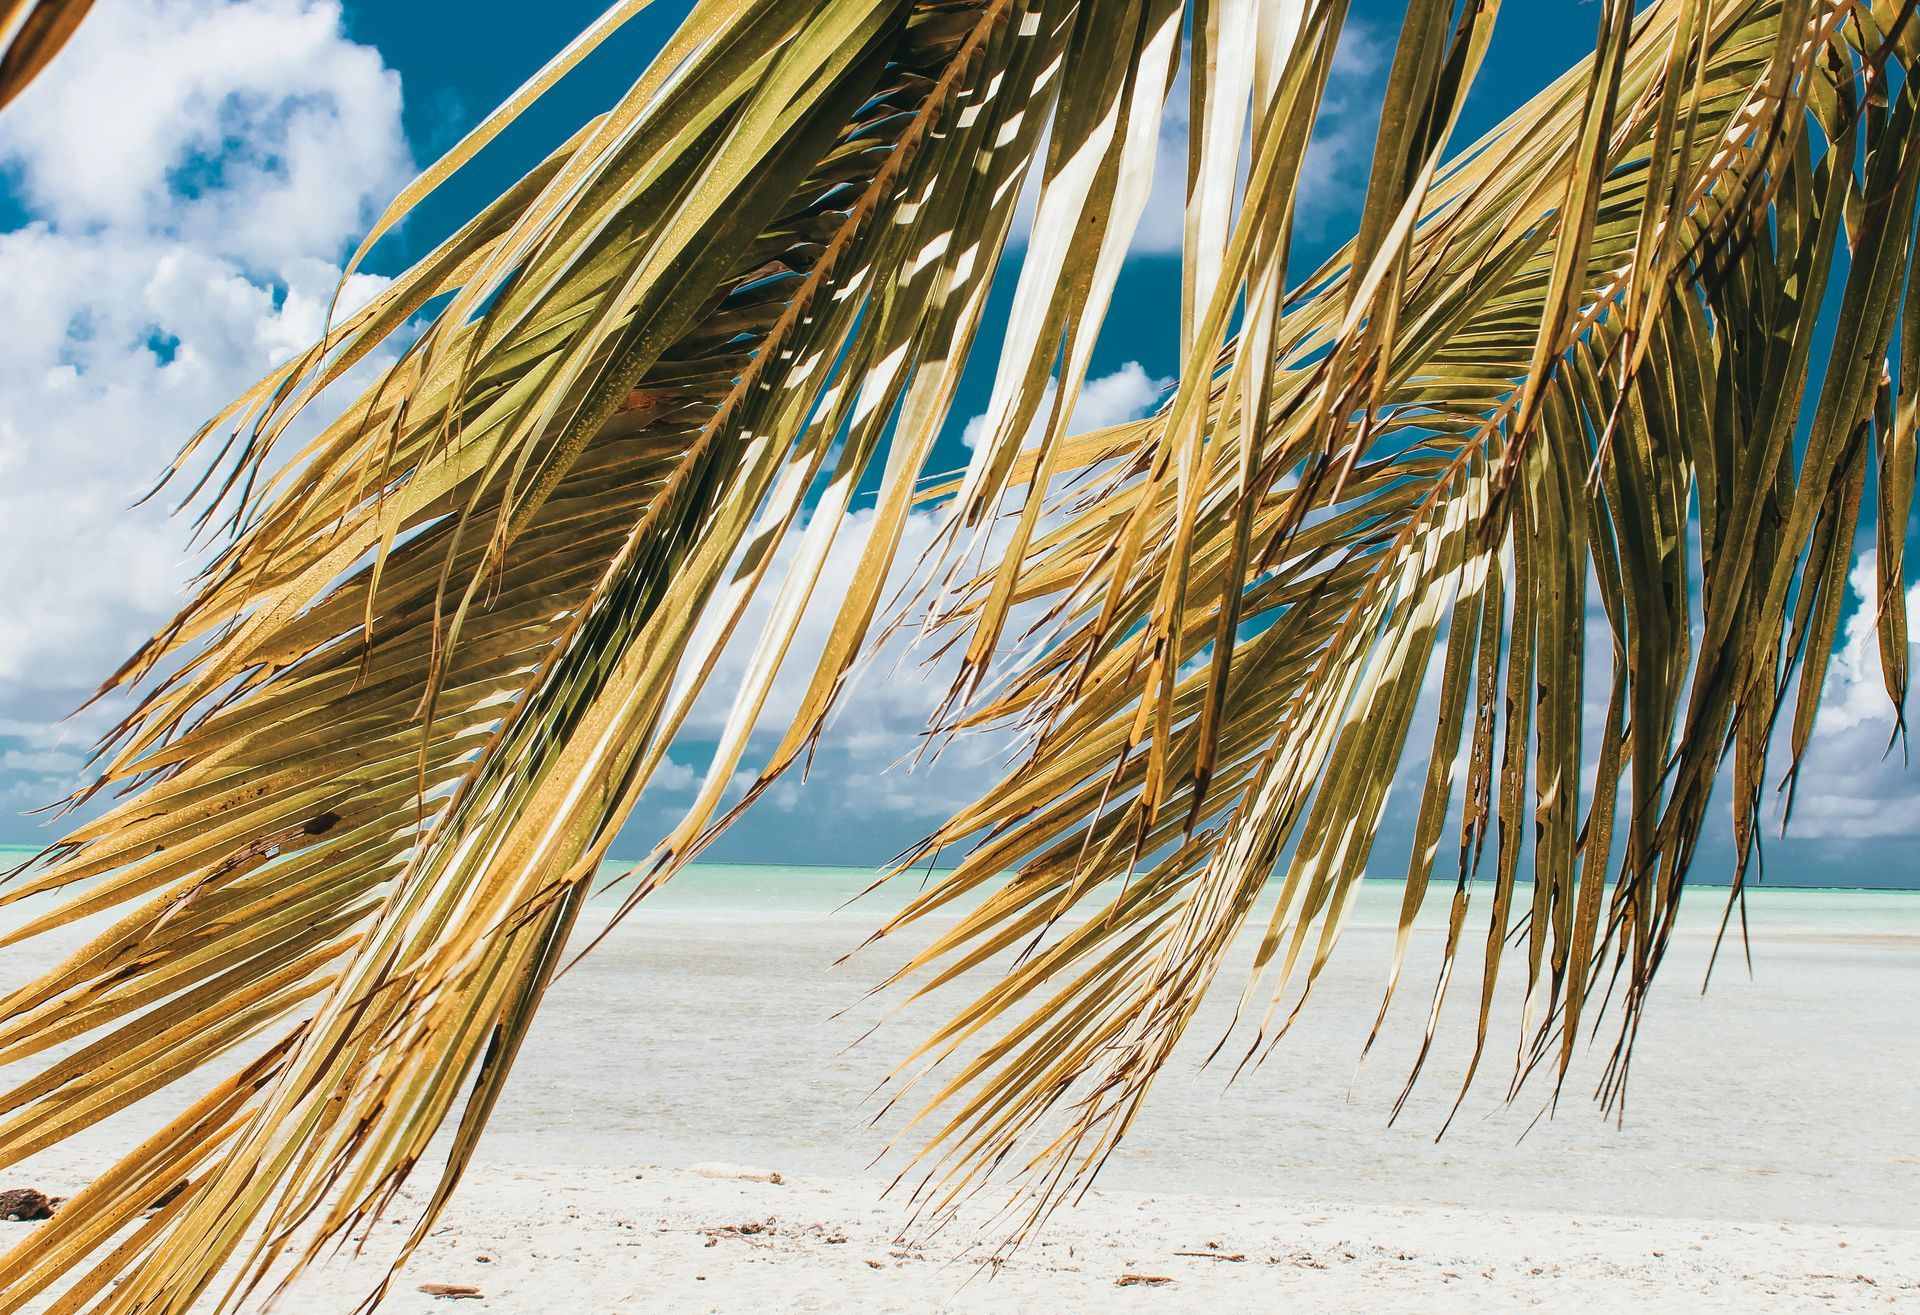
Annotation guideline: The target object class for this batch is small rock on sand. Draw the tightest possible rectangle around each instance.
[0,1189,53,1221]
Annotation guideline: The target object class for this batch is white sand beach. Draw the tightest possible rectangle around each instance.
[5,868,1917,1312]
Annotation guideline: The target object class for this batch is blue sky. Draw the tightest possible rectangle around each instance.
[0,1,1914,887]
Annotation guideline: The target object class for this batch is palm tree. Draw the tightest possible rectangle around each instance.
[0,0,1913,1308]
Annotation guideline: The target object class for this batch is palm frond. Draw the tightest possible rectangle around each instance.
[0,0,1198,1306]
[877,0,1920,1224]
[0,0,1914,1308]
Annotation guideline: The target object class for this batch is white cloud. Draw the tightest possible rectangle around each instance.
[1075,360,1171,430]
[1013,22,1385,258]
[1771,552,1920,841]
[652,366,1169,842]
[960,359,1169,450]
[1376,540,1920,884]
[648,758,699,792]
[1135,22,1386,254]
[0,0,413,830]
[0,0,408,268]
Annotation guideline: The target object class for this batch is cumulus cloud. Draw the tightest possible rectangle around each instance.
[960,359,1170,450]
[1770,552,1920,841]
[1369,539,1920,887]
[0,0,413,832]
[0,0,408,267]
[629,366,1170,858]
[1006,23,1385,257]
[1131,25,1385,254]
[0,1,1169,855]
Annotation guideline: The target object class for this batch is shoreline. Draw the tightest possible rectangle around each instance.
[6,845,1920,894]
[3,873,1915,1311]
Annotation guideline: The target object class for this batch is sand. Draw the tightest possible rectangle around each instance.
[4,870,1917,1311]
[247,1162,1912,1313]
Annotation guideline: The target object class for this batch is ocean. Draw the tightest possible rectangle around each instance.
[2,845,1914,936]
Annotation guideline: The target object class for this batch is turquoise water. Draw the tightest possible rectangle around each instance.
[3,845,1914,934]
[576,858,1920,933]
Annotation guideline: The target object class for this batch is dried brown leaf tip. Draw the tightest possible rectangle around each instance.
[0,0,97,113]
